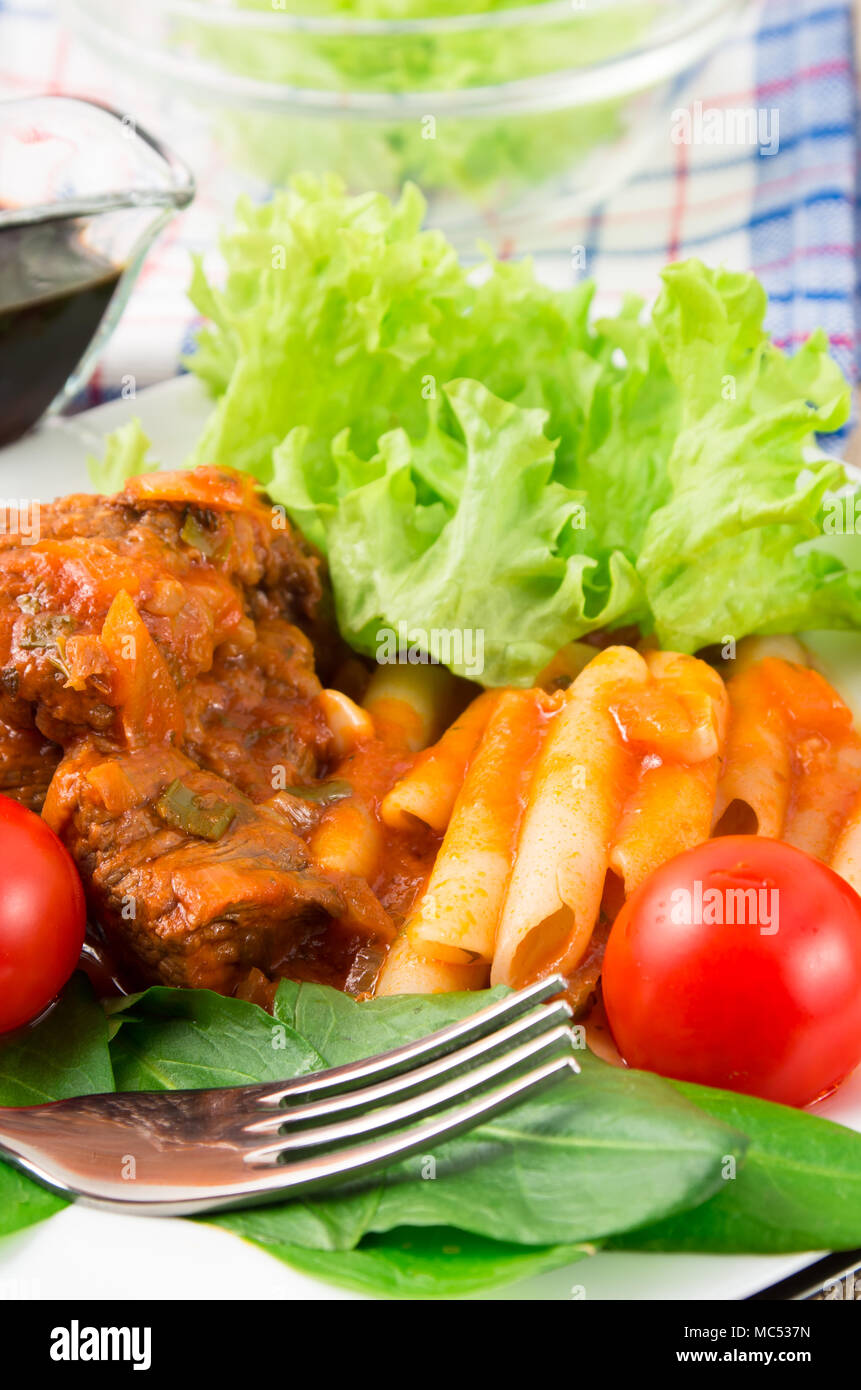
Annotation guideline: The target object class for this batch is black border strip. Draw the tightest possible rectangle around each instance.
[748,1250,861,1301]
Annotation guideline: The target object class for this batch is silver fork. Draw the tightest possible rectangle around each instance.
[0,977,578,1217]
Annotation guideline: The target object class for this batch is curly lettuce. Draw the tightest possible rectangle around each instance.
[638,264,855,650]
[91,178,859,685]
[87,419,159,493]
[273,378,643,684]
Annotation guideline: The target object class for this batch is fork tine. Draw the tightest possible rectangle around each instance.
[240,1052,579,1204]
[245,1024,578,1164]
[243,999,573,1136]
[252,974,567,1109]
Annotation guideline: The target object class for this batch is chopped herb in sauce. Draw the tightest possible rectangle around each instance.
[155,779,237,841]
[18,613,75,649]
[47,649,72,682]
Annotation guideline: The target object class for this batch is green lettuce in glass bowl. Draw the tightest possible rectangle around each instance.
[65,0,745,253]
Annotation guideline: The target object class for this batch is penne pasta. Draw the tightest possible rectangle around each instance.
[609,652,728,896]
[831,788,861,894]
[405,689,547,965]
[715,656,861,860]
[608,761,719,896]
[309,798,382,881]
[616,649,729,764]
[374,929,489,995]
[712,660,792,838]
[380,689,499,834]
[492,645,649,988]
[769,660,861,861]
[784,735,861,861]
[363,662,462,752]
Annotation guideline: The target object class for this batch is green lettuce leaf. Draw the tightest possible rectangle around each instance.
[185,179,469,480]
[89,180,861,686]
[172,0,645,204]
[274,378,641,683]
[87,419,159,493]
[637,265,855,649]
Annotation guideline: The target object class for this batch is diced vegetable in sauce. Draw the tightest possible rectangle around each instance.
[285,780,353,806]
[180,510,218,557]
[155,778,237,842]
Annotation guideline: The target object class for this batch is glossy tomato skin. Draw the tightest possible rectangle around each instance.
[0,795,86,1034]
[602,836,861,1107]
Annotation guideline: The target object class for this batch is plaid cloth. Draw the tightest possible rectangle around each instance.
[1,0,859,444]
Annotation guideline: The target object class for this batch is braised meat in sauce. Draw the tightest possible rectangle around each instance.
[0,468,325,746]
[44,741,389,991]
[0,467,432,997]
[0,718,60,811]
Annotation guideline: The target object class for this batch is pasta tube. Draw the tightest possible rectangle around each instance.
[608,651,729,894]
[375,930,489,996]
[381,689,499,834]
[712,660,792,838]
[831,788,861,894]
[364,662,461,752]
[492,646,649,988]
[609,760,720,896]
[406,689,546,965]
[771,660,861,860]
[715,656,861,857]
[309,798,382,882]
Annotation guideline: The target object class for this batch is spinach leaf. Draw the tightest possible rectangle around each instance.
[0,974,114,1237]
[0,1167,65,1239]
[607,1081,861,1254]
[248,1226,588,1301]
[218,1050,739,1252]
[105,983,742,1253]
[6,974,860,1300]
[109,986,324,1090]
[268,982,743,1247]
[273,978,512,1067]
[0,974,114,1106]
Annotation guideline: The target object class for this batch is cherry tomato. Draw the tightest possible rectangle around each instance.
[0,795,86,1034]
[602,835,861,1107]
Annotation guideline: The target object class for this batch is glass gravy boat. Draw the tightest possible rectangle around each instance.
[0,95,195,447]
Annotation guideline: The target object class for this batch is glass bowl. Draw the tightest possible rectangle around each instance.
[0,96,194,445]
[64,0,744,254]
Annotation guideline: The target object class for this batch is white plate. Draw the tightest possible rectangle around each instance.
[0,376,858,1302]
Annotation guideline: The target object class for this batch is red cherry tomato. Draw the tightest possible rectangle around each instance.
[0,795,86,1034]
[602,835,861,1107]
